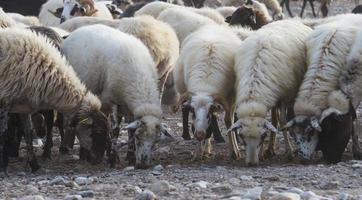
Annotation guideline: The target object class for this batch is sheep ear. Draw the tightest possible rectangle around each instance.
[319,108,342,123]
[264,120,278,134]
[310,116,322,132]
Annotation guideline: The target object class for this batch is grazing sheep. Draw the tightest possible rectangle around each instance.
[157,7,216,43]
[6,13,41,26]
[284,23,360,163]
[216,6,237,18]
[0,8,17,28]
[39,0,64,26]
[229,20,312,165]
[60,0,113,23]
[174,24,242,160]
[225,6,267,30]
[117,15,179,95]
[62,24,171,169]
[0,28,110,173]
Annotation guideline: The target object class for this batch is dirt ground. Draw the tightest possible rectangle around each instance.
[1,1,362,200]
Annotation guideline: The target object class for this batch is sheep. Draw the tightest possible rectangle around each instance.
[58,16,120,31]
[192,7,226,25]
[216,6,237,18]
[257,0,284,20]
[0,0,47,16]
[6,13,41,26]
[174,24,242,160]
[282,0,332,18]
[39,0,64,26]
[0,28,111,174]
[221,0,244,7]
[60,0,113,23]
[157,7,216,43]
[229,20,312,165]
[283,23,361,163]
[225,5,271,30]
[0,8,17,28]
[61,24,171,169]
[121,2,147,17]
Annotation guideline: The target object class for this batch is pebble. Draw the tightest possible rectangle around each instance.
[228,197,242,200]
[49,177,66,186]
[19,195,45,200]
[270,192,301,200]
[134,186,143,194]
[351,164,362,169]
[229,178,240,185]
[287,188,304,195]
[319,181,339,190]
[136,189,158,200]
[188,180,209,189]
[240,175,253,181]
[26,185,39,194]
[123,166,135,171]
[148,180,174,196]
[337,193,350,200]
[64,195,83,200]
[153,164,164,171]
[211,184,233,194]
[241,187,263,200]
[74,177,93,185]
[37,180,49,185]
[76,190,95,198]
[151,170,162,176]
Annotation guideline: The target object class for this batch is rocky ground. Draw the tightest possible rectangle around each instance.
[1,1,362,199]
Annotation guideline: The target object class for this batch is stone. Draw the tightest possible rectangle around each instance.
[287,188,304,195]
[337,193,350,200]
[270,192,301,200]
[229,178,240,185]
[241,187,263,200]
[153,164,164,171]
[134,186,143,194]
[136,189,158,200]
[74,177,93,185]
[123,166,135,171]
[187,181,209,189]
[151,171,162,176]
[76,190,95,198]
[351,164,362,169]
[26,185,39,194]
[19,195,45,200]
[64,195,82,200]
[319,181,339,190]
[240,175,253,181]
[148,180,173,196]
[49,177,66,186]
[211,184,233,194]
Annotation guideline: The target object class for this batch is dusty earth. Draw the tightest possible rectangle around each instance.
[1,1,362,199]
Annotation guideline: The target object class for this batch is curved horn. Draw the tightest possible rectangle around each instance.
[319,108,342,123]
[264,120,278,133]
[310,116,322,132]
[227,119,243,133]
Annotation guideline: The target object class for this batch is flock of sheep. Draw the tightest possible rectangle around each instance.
[0,0,362,176]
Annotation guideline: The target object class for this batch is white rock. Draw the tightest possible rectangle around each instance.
[123,166,135,171]
[26,185,39,194]
[148,180,173,196]
[74,177,92,185]
[211,184,233,194]
[241,187,263,200]
[229,178,240,185]
[64,195,82,200]
[287,188,304,195]
[153,164,164,171]
[352,164,362,169]
[19,195,45,200]
[240,175,253,181]
[270,192,301,200]
[338,193,350,200]
[136,189,158,200]
[300,191,318,200]
[187,181,209,189]
[176,123,183,127]
[228,197,242,200]
[134,186,143,194]
[49,177,66,186]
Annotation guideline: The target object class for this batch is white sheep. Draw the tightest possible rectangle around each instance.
[258,0,284,20]
[191,7,226,25]
[0,28,110,172]
[216,6,237,18]
[174,24,242,160]
[62,24,170,169]
[0,8,17,28]
[157,7,216,44]
[39,0,64,26]
[58,16,120,31]
[229,20,312,165]
[6,13,40,26]
[284,22,361,162]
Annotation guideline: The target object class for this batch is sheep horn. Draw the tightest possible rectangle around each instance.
[310,116,322,132]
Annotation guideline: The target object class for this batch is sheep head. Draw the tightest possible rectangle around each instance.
[283,115,321,160]
[225,6,258,30]
[125,116,171,169]
[228,117,277,165]
[61,0,98,23]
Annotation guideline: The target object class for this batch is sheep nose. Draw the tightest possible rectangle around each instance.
[60,16,66,23]
[194,131,206,141]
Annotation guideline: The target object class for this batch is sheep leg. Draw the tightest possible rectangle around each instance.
[352,121,362,159]
[308,0,317,17]
[283,0,294,17]
[42,110,54,160]
[0,103,9,176]
[211,113,225,143]
[320,1,328,17]
[265,107,278,158]
[21,114,40,173]
[225,110,241,160]
[300,0,308,17]
[280,104,294,159]
[182,105,191,140]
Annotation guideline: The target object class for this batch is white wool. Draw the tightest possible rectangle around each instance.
[216,6,237,18]
[7,13,40,26]
[191,7,226,25]
[58,16,120,32]
[234,20,312,118]
[229,26,253,41]
[248,0,273,22]
[0,8,17,28]
[157,7,216,44]
[294,23,360,117]
[39,0,63,26]
[62,24,161,118]
[327,90,350,114]
[258,0,283,19]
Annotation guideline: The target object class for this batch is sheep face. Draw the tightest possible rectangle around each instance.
[126,116,170,169]
[183,95,222,141]
[229,117,277,165]
[284,116,321,160]
[225,6,257,29]
[74,111,111,164]
[61,0,95,23]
